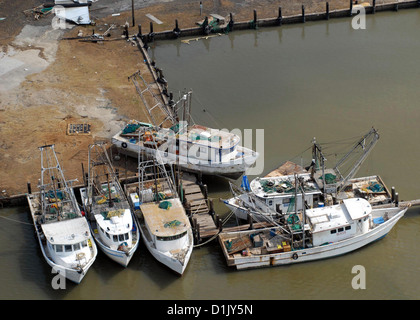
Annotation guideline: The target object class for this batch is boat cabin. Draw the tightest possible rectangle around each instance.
[305,198,372,246]
[88,184,134,251]
[250,174,323,214]
[43,217,93,268]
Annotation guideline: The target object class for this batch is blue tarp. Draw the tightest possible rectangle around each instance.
[373,216,385,224]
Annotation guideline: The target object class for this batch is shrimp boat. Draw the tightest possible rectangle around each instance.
[219,196,407,270]
[111,71,258,179]
[80,141,140,267]
[124,138,193,275]
[27,144,97,284]
[224,128,394,220]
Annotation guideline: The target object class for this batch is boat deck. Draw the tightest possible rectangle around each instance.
[140,198,190,238]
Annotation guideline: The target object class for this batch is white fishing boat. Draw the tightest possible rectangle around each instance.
[224,128,394,220]
[80,141,140,267]
[27,144,97,284]
[125,156,193,275]
[219,197,407,270]
[111,71,258,179]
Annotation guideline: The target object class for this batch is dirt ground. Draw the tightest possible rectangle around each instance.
[0,0,378,197]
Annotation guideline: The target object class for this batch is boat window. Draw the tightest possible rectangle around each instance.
[156,231,187,241]
[119,234,125,242]
[73,243,81,251]
[330,229,337,234]
[345,226,351,230]
[105,232,110,239]
[56,245,63,252]
[65,245,72,252]
[268,200,273,206]
[124,233,129,240]
[113,235,118,242]
[81,241,87,248]
[338,227,344,232]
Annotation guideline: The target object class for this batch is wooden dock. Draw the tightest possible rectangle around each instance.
[180,172,219,242]
[179,172,277,244]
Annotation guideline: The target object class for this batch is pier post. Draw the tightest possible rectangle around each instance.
[372,0,376,14]
[173,19,181,38]
[202,184,208,199]
[252,9,258,29]
[326,2,330,20]
[131,0,135,27]
[391,186,395,202]
[208,198,215,215]
[148,22,155,42]
[302,5,305,23]
[27,182,31,194]
[215,214,219,226]
[349,0,353,16]
[124,24,129,39]
[394,3,399,11]
[229,13,234,31]
[218,217,223,231]
[137,24,142,38]
[395,192,399,207]
[277,7,283,26]
[202,16,210,35]
[196,223,201,244]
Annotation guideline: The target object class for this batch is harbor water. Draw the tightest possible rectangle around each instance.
[1,9,420,300]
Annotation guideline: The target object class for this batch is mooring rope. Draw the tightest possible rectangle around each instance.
[0,214,32,226]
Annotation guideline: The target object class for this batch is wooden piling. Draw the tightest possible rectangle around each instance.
[131,0,135,27]
[27,182,31,194]
[278,7,283,26]
[252,9,258,29]
[173,19,181,38]
[372,0,376,13]
[302,5,306,23]
[229,13,234,30]
[326,2,330,20]
[391,186,395,202]
[137,24,142,38]
[350,0,353,16]
[149,22,155,42]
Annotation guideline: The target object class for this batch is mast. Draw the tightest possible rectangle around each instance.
[333,127,379,193]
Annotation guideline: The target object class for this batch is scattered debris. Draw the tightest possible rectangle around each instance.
[23,5,53,20]
[145,13,163,25]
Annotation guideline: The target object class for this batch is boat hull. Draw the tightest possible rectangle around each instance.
[139,226,193,275]
[92,230,139,267]
[219,207,406,270]
[112,136,258,179]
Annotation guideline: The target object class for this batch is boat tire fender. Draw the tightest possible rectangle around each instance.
[292,253,298,260]
[122,142,128,148]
